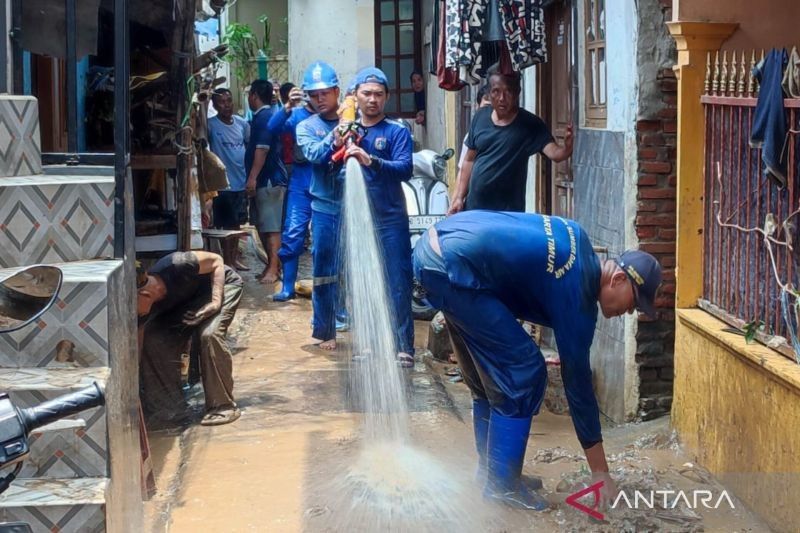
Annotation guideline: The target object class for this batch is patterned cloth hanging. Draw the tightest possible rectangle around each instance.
[441,0,548,88]
[498,0,548,71]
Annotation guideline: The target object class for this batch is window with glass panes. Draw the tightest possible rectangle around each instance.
[584,0,607,127]
[375,0,421,117]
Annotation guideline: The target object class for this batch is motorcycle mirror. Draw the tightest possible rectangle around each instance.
[441,148,455,161]
[0,265,62,333]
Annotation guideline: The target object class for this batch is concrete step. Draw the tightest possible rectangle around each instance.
[0,477,107,533]
[0,367,109,479]
[0,260,124,368]
[0,95,41,178]
[0,173,115,268]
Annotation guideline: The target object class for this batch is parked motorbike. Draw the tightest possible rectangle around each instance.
[0,265,106,533]
[403,147,455,320]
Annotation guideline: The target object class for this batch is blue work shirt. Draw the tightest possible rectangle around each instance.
[245,106,288,188]
[296,114,342,214]
[208,115,250,192]
[357,117,413,227]
[435,211,602,444]
[268,105,315,192]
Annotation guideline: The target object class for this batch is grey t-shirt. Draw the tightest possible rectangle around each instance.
[465,107,553,212]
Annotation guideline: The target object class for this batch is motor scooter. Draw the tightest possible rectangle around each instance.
[0,265,105,533]
[402,147,455,320]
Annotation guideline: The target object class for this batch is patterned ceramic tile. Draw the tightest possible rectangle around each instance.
[21,404,107,478]
[0,96,42,177]
[0,478,106,533]
[0,504,105,533]
[0,175,114,268]
[0,261,121,368]
[0,368,110,479]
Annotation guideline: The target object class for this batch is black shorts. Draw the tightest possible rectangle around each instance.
[213,190,247,229]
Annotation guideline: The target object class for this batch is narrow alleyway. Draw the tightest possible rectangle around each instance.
[142,251,769,533]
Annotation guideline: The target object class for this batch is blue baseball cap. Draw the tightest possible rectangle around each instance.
[618,250,662,318]
[353,67,390,91]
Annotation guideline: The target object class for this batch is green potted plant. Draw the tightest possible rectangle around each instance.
[223,15,272,85]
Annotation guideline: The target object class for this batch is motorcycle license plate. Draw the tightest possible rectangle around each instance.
[408,215,445,231]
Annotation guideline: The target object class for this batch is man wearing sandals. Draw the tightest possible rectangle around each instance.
[137,251,242,426]
[343,67,415,367]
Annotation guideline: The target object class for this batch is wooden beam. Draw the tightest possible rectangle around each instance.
[171,0,197,251]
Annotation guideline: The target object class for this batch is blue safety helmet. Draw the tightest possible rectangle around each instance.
[302,61,339,91]
[352,67,390,91]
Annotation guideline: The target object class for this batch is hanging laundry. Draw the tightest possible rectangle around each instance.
[438,0,466,90]
[440,0,547,88]
[498,0,548,71]
[751,48,789,188]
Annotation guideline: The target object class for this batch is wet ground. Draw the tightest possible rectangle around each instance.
[143,250,770,533]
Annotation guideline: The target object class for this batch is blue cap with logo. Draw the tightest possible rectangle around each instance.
[618,250,662,318]
[302,61,339,91]
[353,67,390,91]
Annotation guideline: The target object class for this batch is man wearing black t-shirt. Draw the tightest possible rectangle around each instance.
[137,251,243,426]
[448,70,574,214]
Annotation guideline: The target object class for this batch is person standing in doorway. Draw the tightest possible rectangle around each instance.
[208,88,250,271]
[448,67,574,215]
[245,79,288,286]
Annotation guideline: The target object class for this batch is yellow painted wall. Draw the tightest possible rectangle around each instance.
[674,310,800,533]
[673,0,800,51]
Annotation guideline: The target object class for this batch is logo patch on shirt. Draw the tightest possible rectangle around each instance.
[315,129,326,137]
[375,137,388,150]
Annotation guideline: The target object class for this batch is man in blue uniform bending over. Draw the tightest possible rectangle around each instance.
[413,211,662,509]
[268,78,316,301]
[344,67,415,366]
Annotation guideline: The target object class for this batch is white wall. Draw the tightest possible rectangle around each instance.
[419,0,446,154]
[522,68,539,212]
[288,0,375,94]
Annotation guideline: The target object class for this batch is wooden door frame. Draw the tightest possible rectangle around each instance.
[537,0,578,216]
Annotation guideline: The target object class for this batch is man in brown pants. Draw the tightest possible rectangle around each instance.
[137,250,242,426]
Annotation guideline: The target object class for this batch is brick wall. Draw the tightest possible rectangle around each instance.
[635,3,677,420]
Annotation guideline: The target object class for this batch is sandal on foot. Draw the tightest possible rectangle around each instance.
[201,407,241,426]
[396,352,415,368]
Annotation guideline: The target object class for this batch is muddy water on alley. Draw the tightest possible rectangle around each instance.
[144,250,770,533]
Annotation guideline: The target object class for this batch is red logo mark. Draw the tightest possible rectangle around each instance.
[565,480,605,520]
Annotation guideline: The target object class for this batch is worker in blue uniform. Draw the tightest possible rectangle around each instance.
[412,211,662,509]
[343,67,415,366]
[268,79,316,301]
[295,61,345,350]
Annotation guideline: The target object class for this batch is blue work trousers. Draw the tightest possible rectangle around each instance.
[278,188,313,263]
[377,223,415,355]
[311,210,341,342]
[413,262,547,418]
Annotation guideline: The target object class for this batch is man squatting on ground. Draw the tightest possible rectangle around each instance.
[138,251,242,426]
[413,211,662,509]
[342,67,415,366]
[268,79,316,302]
